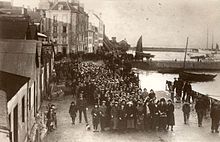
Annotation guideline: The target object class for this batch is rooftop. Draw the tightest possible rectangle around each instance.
[0,71,30,101]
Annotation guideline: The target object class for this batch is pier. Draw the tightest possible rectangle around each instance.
[133,60,220,71]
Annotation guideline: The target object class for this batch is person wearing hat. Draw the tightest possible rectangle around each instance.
[118,104,127,132]
[91,104,100,132]
[175,78,184,103]
[111,101,119,130]
[195,97,206,127]
[167,100,175,131]
[99,100,107,131]
[210,101,220,133]
[69,102,78,125]
[76,94,88,124]
[182,81,192,103]
[126,101,136,130]
[182,101,191,124]
[136,100,145,130]
[148,99,159,131]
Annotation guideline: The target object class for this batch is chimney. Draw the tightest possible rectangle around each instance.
[112,37,116,42]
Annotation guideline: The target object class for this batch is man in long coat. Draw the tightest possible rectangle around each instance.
[111,102,119,130]
[76,93,88,123]
[118,104,127,131]
[99,100,107,131]
[210,102,220,133]
[69,102,78,125]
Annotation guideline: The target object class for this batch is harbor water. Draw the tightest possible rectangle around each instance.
[128,50,220,100]
[138,70,220,100]
[128,50,220,61]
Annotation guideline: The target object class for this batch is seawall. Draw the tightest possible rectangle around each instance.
[132,60,220,71]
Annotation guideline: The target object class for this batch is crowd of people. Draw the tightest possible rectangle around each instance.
[53,54,175,133]
[50,53,220,134]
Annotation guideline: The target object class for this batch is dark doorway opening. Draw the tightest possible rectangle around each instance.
[13,105,18,142]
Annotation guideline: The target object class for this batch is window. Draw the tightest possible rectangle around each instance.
[63,26,67,33]
[89,39,92,44]
[22,97,25,122]
[58,4,63,10]
[53,15,57,23]
[63,37,67,44]
[29,88,31,110]
[53,26,57,33]
[62,15,67,23]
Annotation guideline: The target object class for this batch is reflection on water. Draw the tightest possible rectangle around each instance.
[138,70,220,100]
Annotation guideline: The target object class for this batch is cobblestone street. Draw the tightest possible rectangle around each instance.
[43,92,220,142]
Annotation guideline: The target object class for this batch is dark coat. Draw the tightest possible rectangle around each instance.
[195,99,206,112]
[158,104,167,117]
[69,105,77,117]
[126,106,136,119]
[167,104,175,125]
[99,105,107,117]
[91,107,100,124]
[118,108,127,120]
[76,99,87,110]
[210,104,220,120]
[111,106,119,118]
[182,103,190,113]
[148,103,159,117]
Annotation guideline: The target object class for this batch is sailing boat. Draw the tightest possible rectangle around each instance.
[135,36,154,60]
[179,37,217,82]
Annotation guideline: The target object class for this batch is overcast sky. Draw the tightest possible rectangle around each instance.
[4,0,220,47]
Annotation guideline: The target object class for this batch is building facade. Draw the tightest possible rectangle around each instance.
[88,12,105,53]
[45,0,88,54]
[0,7,54,142]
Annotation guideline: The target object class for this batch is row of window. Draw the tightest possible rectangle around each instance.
[53,14,67,23]
[53,26,67,33]
[53,37,67,44]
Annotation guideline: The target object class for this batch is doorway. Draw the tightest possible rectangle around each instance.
[13,105,18,142]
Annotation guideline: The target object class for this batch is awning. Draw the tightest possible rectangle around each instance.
[37,32,47,38]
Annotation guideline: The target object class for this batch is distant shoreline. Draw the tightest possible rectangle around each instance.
[129,47,190,52]
[132,60,220,71]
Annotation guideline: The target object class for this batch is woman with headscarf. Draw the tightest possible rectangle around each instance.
[158,98,168,131]
[167,99,175,131]
[136,100,145,131]
[126,101,136,130]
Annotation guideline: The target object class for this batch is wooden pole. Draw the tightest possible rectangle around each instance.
[206,28,209,49]
[183,37,189,69]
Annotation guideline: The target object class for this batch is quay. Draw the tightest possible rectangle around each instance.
[42,90,220,142]
[132,60,220,71]
[131,47,189,52]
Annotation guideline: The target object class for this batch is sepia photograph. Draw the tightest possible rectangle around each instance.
[0,0,220,142]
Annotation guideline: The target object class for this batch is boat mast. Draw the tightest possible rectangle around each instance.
[183,37,189,69]
[211,32,214,50]
[206,28,209,49]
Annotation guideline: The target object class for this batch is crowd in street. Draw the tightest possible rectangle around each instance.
[48,53,220,134]
[67,60,175,132]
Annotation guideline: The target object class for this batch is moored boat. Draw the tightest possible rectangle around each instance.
[178,37,217,82]
[158,68,182,74]
[179,71,217,82]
